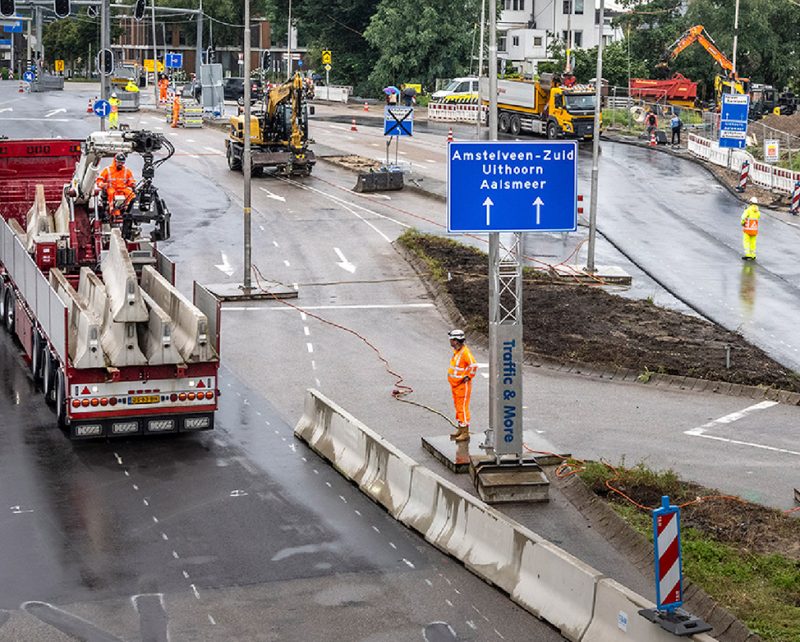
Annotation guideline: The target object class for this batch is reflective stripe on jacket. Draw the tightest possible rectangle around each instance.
[448,345,477,387]
[741,205,760,236]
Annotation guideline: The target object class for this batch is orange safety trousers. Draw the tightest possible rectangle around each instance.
[448,345,477,426]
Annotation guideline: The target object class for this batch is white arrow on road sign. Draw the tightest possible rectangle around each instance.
[532,196,544,225]
[334,247,356,273]
[483,196,494,226]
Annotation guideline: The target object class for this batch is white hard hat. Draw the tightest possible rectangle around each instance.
[111,91,117,98]
[448,329,466,341]
[749,197,758,204]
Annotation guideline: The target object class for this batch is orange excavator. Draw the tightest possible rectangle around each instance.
[660,25,749,104]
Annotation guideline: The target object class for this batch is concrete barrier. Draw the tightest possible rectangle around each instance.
[101,229,148,323]
[512,538,601,641]
[138,289,183,365]
[140,265,217,363]
[79,267,146,367]
[50,268,105,370]
[294,390,719,642]
[583,578,717,642]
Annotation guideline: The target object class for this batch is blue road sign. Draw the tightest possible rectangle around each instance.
[719,93,749,149]
[22,70,34,82]
[384,105,413,137]
[93,99,111,118]
[165,52,183,69]
[447,141,577,233]
[3,21,22,33]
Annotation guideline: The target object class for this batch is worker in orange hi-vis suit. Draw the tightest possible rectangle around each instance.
[171,92,181,128]
[96,153,136,225]
[159,75,168,104]
[447,329,478,442]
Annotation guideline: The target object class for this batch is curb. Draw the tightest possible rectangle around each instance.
[395,240,800,407]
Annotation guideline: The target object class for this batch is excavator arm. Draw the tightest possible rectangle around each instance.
[665,25,737,77]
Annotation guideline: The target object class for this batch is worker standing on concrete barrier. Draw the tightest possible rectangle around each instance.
[741,197,761,261]
[447,329,477,442]
[97,153,136,225]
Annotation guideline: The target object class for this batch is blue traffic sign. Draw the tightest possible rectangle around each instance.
[93,99,111,118]
[447,141,577,233]
[165,52,183,69]
[3,21,23,33]
[22,70,34,82]
[384,106,413,137]
[719,94,749,149]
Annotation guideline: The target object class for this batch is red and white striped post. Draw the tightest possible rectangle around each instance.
[735,160,750,193]
[638,496,712,634]
[790,181,800,215]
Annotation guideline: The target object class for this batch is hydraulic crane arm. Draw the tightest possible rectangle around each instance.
[665,25,736,76]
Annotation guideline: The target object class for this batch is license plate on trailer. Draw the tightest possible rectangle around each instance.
[130,395,160,405]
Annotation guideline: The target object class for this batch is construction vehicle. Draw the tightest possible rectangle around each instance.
[749,84,797,119]
[655,25,749,108]
[226,72,315,176]
[0,130,221,439]
[629,73,698,108]
[479,73,597,139]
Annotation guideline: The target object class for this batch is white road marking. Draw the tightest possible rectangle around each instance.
[230,490,249,497]
[183,570,190,579]
[307,343,314,354]
[172,550,180,559]
[446,599,453,607]
[143,499,149,506]
[259,187,286,202]
[283,259,291,267]
[204,146,219,153]
[224,303,435,312]
[273,240,280,247]
[45,108,67,118]
[402,558,415,568]
[161,532,169,541]
[426,159,437,164]
[9,505,34,514]
[190,584,201,599]
[334,247,356,273]
[187,139,195,143]
[684,401,800,455]
[328,124,350,131]
[304,326,310,336]
[0,107,12,113]
[215,251,235,276]
[0,117,70,122]
[208,614,217,625]
[152,516,159,523]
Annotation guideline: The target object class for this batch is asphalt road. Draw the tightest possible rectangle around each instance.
[1,81,799,638]
[0,84,564,640]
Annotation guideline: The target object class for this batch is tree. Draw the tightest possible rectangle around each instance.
[364,0,482,95]
[42,8,103,72]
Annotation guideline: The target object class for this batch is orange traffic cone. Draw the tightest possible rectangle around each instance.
[86,98,94,113]
[649,130,657,147]
[363,101,369,112]
[17,81,23,93]
[351,118,358,132]
[447,127,454,143]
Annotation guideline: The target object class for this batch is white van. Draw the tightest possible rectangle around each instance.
[432,77,479,101]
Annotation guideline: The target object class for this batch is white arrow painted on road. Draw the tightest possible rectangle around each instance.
[483,196,494,226]
[214,251,234,276]
[0,107,12,113]
[45,108,66,118]
[259,186,286,202]
[533,196,544,225]
[334,247,356,273]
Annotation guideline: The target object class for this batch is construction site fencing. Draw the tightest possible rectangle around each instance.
[315,85,351,103]
[688,132,800,194]
[428,101,487,123]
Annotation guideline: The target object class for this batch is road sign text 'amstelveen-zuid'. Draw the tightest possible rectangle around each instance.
[447,141,577,233]
[652,496,683,611]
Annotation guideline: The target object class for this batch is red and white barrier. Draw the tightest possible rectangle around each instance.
[735,160,750,193]
[791,181,800,215]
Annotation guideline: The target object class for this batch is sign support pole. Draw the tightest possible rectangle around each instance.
[242,0,252,292]
[100,0,109,131]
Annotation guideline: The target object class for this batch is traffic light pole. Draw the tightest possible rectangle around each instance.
[100,0,109,131]
[242,0,252,292]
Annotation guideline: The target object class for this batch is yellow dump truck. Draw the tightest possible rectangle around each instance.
[480,73,597,140]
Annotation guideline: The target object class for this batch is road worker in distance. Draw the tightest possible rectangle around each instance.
[447,329,477,442]
[741,196,761,261]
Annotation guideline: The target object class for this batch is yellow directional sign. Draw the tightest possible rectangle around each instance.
[143,59,165,73]
[54,59,64,72]
[321,50,331,65]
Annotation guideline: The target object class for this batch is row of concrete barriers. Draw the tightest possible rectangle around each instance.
[294,389,718,642]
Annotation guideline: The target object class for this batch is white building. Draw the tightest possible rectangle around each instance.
[497,0,623,77]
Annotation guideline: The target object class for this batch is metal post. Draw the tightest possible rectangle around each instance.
[100,0,109,131]
[586,0,604,273]
[286,0,291,80]
[195,0,203,82]
[731,0,740,78]
[35,7,42,65]
[243,0,252,291]
[151,0,158,107]
[476,0,486,137]
[25,17,31,68]
[566,0,572,73]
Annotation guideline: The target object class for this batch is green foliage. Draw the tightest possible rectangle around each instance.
[42,8,102,67]
[363,0,481,95]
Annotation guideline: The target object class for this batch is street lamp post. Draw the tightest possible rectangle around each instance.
[243,0,252,291]
[586,0,605,273]
[286,0,291,80]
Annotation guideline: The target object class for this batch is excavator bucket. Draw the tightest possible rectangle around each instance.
[353,167,404,193]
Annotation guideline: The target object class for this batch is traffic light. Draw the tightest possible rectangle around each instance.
[261,50,271,69]
[54,0,70,18]
[0,0,14,18]
[134,0,146,21]
[98,48,114,75]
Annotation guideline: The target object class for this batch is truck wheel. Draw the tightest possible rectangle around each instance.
[498,112,510,133]
[0,282,5,320]
[227,145,242,171]
[509,114,521,136]
[546,121,558,140]
[3,288,14,333]
[32,330,44,383]
[55,368,67,427]
[43,350,56,404]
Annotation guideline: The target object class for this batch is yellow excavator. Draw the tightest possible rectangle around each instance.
[659,25,749,108]
[225,72,316,176]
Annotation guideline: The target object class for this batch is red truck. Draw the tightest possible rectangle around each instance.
[629,74,698,108]
[0,132,221,438]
